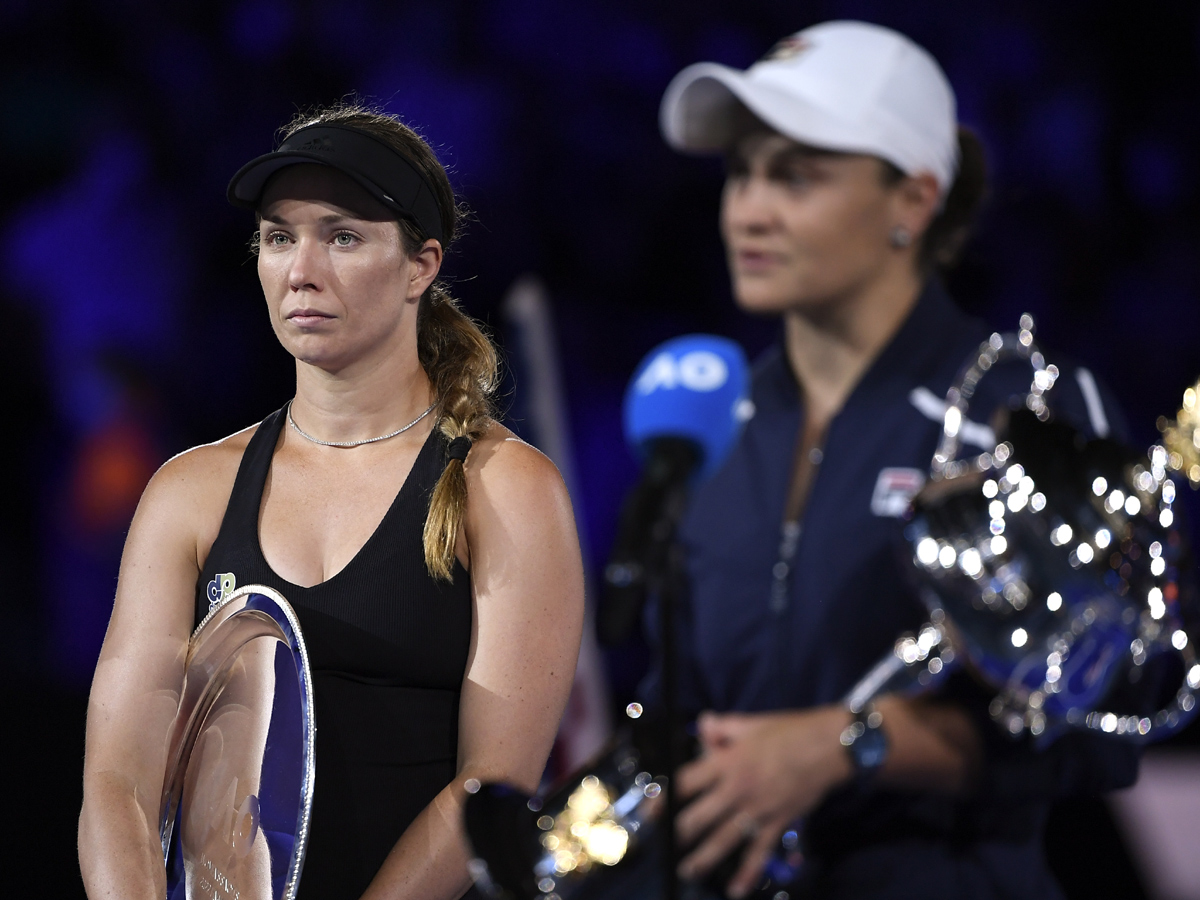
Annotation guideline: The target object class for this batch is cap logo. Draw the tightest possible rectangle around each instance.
[297,136,335,153]
[758,35,811,63]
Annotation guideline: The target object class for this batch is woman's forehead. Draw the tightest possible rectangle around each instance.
[258,164,395,222]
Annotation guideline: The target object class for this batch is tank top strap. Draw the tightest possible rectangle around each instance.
[195,406,288,624]
[218,405,288,546]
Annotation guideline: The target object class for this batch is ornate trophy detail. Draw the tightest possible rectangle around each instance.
[1159,379,1200,487]
[901,316,1198,741]
[158,585,315,900]
[464,702,672,900]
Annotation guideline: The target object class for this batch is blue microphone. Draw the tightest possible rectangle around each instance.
[623,334,752,481]
[601,335,751,644]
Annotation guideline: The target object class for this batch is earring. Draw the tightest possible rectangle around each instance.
[889,226,912,249]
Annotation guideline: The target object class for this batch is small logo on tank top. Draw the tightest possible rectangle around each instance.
[207,573,237,610]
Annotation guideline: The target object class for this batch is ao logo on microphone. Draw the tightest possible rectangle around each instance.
[624,334,750,480]
[634,350,728,395]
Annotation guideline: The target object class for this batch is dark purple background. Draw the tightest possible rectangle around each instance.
[3,0,1198,895]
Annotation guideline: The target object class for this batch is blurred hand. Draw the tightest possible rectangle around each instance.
[673,706,852,898]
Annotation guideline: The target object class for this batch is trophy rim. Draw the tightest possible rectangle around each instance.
[160,584,316,900]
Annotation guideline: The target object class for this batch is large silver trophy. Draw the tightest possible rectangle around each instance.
[463,317,1200,900]
[158,585,315,900]
[893,316,1198,741]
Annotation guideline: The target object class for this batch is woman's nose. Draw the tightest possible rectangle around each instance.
[723,177,777,234]
[288,237,326,292]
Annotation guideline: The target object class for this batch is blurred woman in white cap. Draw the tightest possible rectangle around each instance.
[652,20,1134,900]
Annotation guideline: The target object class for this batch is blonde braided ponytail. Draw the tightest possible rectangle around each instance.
[419,285,498,580]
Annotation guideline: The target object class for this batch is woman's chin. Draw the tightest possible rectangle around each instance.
[733,276,851,318]
[732,288,803,317]
[290,347,351,373]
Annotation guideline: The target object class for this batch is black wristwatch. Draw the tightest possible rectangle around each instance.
[840,705,888,781]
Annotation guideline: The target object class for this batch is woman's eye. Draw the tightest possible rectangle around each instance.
[267,232,290,246]
[333,232,356,247]
[779,167,812,188]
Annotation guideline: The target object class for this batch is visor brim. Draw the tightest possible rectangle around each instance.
[227,152,405,218]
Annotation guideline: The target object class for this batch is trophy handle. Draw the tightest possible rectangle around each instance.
[842,318,1058,718]
[843,607,957,714]
[158,585,316,900]
[930,313,1059,479]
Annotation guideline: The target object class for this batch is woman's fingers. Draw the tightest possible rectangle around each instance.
[674,751,722,803]
[674,763,736,846]
[675,709,846,892]
[676,804,753,882]
[726,813,790,899]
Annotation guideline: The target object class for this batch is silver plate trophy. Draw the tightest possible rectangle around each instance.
[463,318,1200,900]
[158,585,315,900]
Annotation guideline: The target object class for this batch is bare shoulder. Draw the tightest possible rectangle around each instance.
[464,421,567,498]
[100,421,267,666]
[459,423,583,621]
[146,423,258,506]
[133,422,262,566]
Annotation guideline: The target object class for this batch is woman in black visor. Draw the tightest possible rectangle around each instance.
[79,103,585,900]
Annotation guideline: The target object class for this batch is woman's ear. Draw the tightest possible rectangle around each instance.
[892,171,942,244]
[408,238,443,301]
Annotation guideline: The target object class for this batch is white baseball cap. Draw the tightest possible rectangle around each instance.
[660,20,959,196]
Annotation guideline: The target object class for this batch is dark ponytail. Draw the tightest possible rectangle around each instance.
[881,125,988,272]
[921,126,989,272]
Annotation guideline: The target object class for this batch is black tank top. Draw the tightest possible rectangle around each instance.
[196,406,473,900]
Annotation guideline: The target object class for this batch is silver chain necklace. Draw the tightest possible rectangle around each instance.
[286,399,436,448]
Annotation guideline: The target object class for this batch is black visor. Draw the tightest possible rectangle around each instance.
[227,123,445,244]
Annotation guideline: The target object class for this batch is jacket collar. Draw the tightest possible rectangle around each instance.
[756,278,983,412]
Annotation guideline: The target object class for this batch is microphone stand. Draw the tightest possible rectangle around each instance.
[603,437,699,900]
[655,515,688,900]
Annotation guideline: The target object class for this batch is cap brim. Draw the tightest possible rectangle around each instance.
[660,61,889,160]
[226,150,406,220]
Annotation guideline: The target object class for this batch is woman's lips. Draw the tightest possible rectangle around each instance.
[287,310,334,327]
[734,249,785,274]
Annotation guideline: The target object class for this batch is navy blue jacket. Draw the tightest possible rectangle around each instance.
[652,281,1139,898]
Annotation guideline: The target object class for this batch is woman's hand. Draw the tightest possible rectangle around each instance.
[675,707,852,898]
[674,696,982,898]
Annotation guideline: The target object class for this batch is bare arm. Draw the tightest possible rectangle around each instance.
[674,694,982,898]
[361,434,586,900]
[78,452,216,899]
